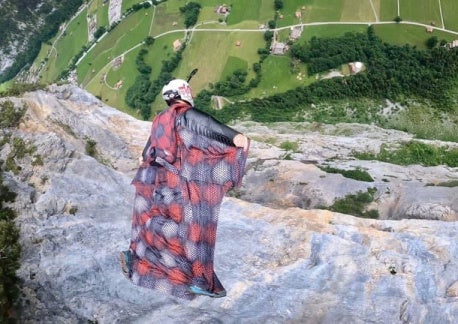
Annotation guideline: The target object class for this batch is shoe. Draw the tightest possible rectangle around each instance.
[189,285,226,298]
[119,250,132,279]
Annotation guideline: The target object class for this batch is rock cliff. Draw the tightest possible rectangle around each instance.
[1,85,457,323]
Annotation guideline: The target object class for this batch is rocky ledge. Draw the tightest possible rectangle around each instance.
[1,85,457,323]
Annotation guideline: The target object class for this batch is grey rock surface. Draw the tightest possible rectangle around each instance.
[1,86,457,323]
[236,122,458,221]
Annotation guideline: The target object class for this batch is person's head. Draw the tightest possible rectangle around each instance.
[161,79,194,107]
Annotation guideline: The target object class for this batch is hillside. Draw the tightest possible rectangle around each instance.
[1,0,457,128]
[0,0,83,83]
[0,86,457,322]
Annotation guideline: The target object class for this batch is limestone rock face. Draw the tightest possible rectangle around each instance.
[1,86,457,323]
[236,122,458,221]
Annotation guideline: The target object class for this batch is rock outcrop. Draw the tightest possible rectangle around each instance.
[236,122,458,221]
[1,85,457,323]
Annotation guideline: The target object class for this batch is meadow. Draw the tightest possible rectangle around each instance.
[93,32,179,115]
[441,0,458,32]
[339,0,376,22]
[301,0,344,23]
[373,24,457,49]
[226,0,274,25]
[379,0,398,21]
[296,24,368,44]
[399,0,441,26]
[41,7,88,83]
[246,55,311,99]
[174,31,265,93]
[149,0,185,36]
[122,0,144,13]
[78,7,153,86]
[86,46,142,118]
[88,0,109,29]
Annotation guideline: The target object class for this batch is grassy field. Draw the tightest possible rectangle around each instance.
[379,0,398,21]
[0,80,13,92]
[340,0,376,22]
[122,0,144,13]
[41,8,88,83]
[174,31,265,93]
[86,46,142,118]
[399,0,441,26]
[226,0,274,25]
[150,0,185,36]
[373,23,457,49]
[191,0,226,23]
[297,24,369,44]
[78,7,153,86]
[143,33,179,81]
[441,0,458,32]
[95,33,178,115]
[88,0,109,28]
[220,56,248,80]
[275,0,308,28]
[302,0,344,23]
[246,55,311,99]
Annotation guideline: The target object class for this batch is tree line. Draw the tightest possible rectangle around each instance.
[125,43,185,120]
[199,27,458,123]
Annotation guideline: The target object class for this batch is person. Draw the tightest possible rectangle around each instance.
[120,78,249,299]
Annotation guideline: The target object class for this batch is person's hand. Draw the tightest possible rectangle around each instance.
[233,134,249,152]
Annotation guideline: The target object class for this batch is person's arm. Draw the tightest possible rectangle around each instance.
[177,108,248,150]
[139,136,151,165]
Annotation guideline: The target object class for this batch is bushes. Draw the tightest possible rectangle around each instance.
[320,166,374,182]
[329,188,379,218]
[85,138,98,158]
[354,141,458,167]
[0,101,26,129]
[279,140,299,152]
[0,101,22,321]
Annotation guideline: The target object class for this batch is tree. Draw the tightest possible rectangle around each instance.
[426,36,439,49]
[93,26,106,39]
[144,36,155,46]
[394,16,402,23]
[264,30,274,42]
[274,0,284,10]
[179,2,201,28]
[268,20,276,29]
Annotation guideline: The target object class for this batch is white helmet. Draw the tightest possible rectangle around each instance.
[161,79,194,106]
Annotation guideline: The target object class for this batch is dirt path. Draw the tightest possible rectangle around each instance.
[438,0,445,29]
[368,0,379,22]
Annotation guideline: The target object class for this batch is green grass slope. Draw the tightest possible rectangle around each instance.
[78,7,154,86]
[441,0,458,32]
[41,8,88,83]
[400,0,441,26]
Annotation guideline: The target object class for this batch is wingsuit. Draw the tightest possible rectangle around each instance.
[124,100,249,299]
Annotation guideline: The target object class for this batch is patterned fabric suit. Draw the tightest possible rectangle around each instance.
[128,102,248,299]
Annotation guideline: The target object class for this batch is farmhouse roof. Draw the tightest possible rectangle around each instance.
[173,39,182,51]
[271,42,287,55]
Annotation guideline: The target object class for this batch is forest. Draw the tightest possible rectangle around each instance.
[198,27,458,123]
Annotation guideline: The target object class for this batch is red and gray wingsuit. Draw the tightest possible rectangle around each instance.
[127,101,249,299]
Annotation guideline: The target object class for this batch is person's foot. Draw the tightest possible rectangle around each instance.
[119,250,132,279]
[189,285,226,298]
